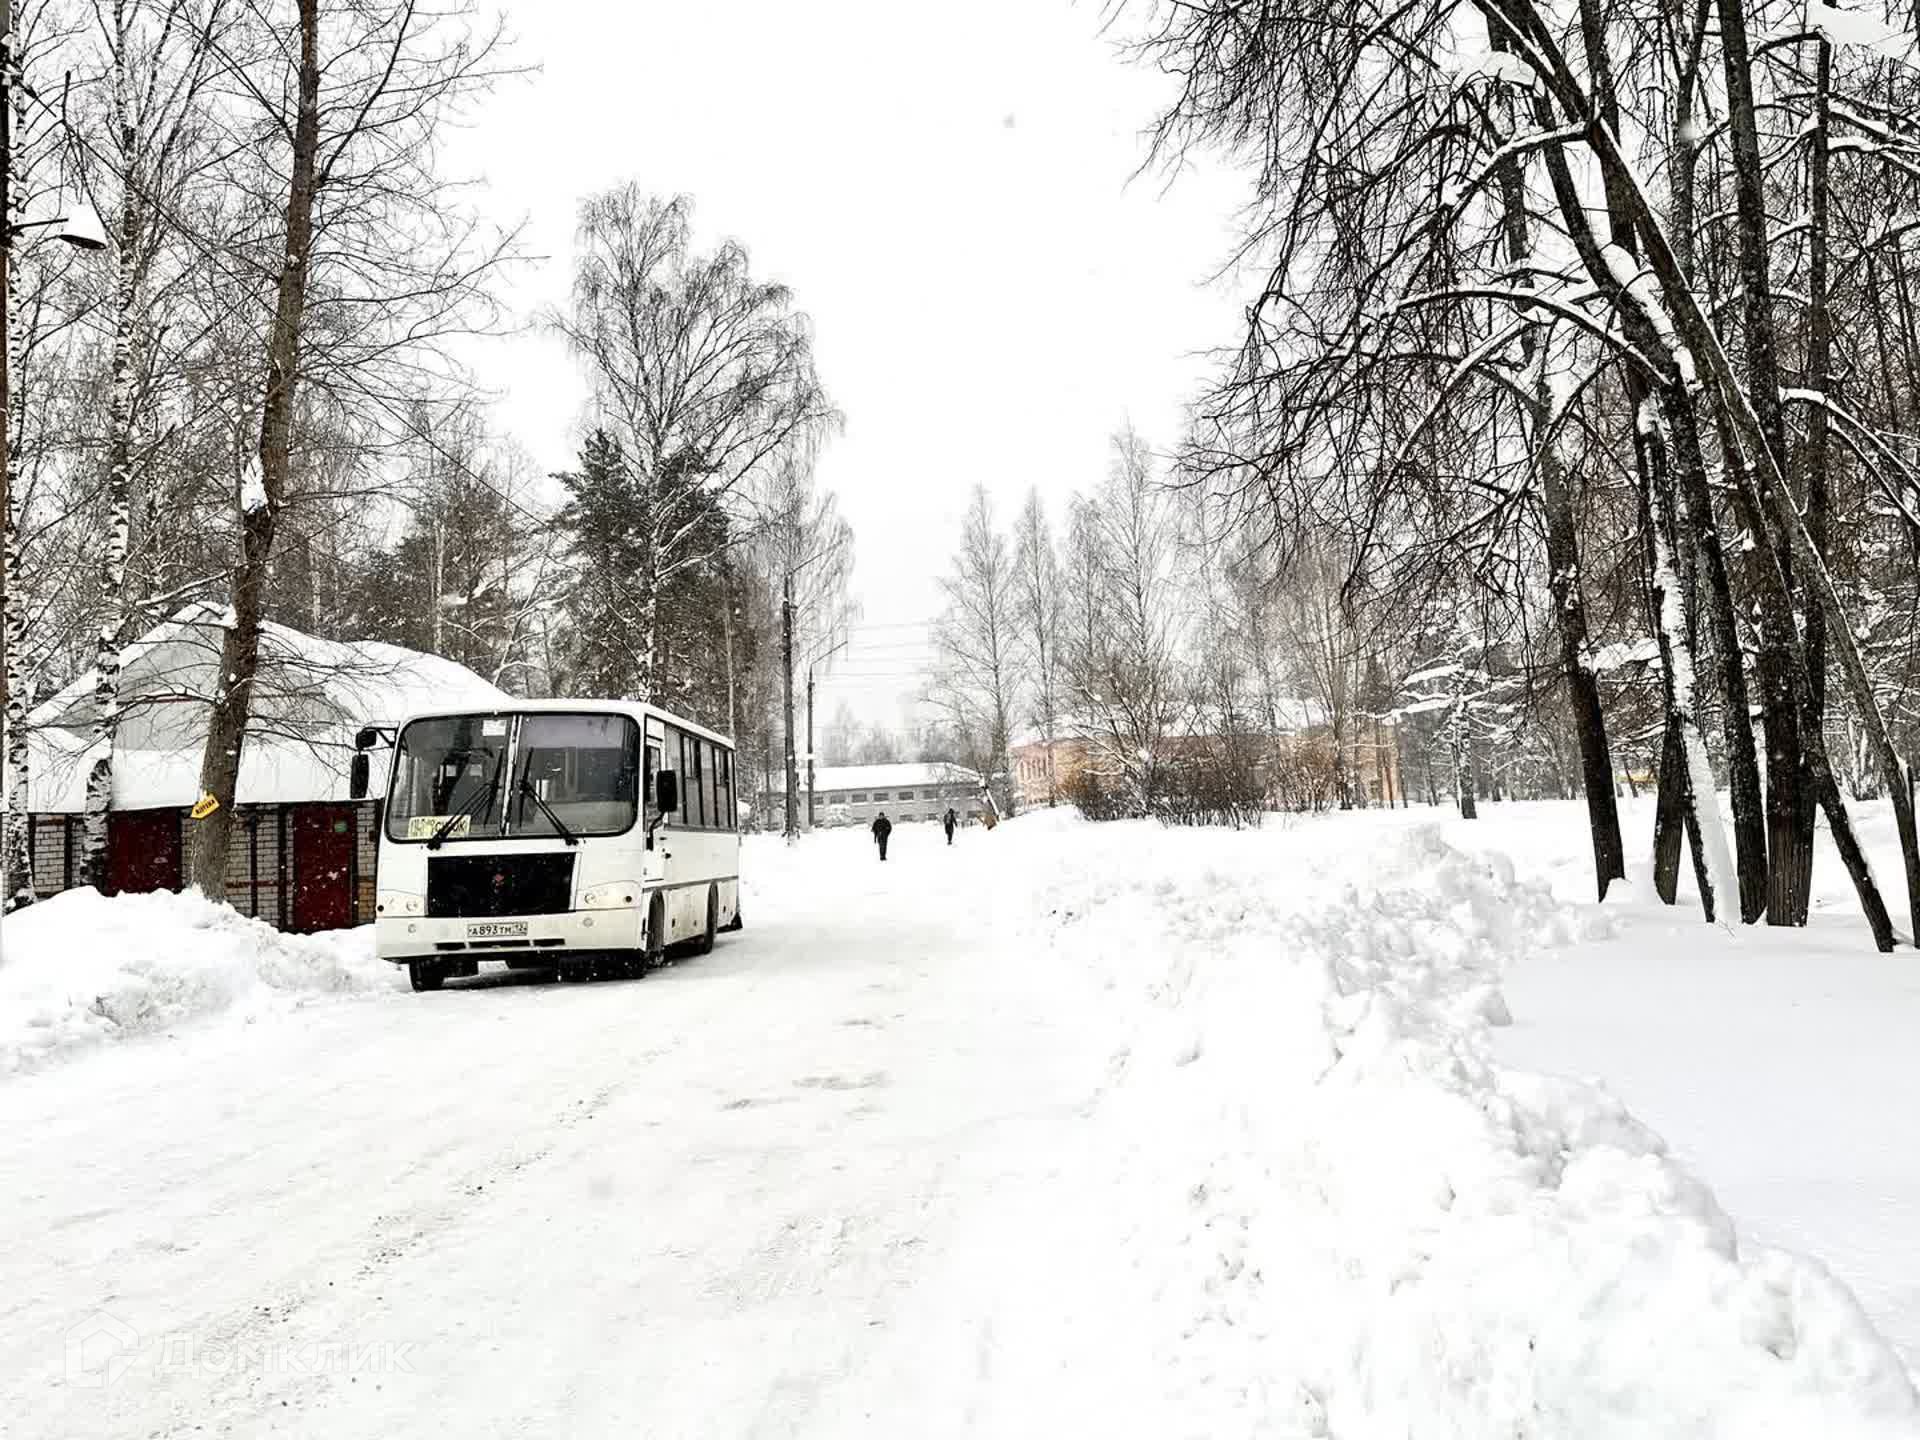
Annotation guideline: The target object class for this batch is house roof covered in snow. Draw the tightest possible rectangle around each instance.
[27,604,509,812]
[804,762,983,795]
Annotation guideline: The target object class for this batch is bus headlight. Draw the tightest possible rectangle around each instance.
[578,886,641,910]
[378,891,423,916]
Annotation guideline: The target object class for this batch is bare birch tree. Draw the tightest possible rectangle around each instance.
[1012,486,1064,805]
[931,485,1023,812]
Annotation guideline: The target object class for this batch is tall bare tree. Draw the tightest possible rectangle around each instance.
[553,186,836,702]
[1012,486,1064,805]
[189,0,514,898]
[931,485,1023,812]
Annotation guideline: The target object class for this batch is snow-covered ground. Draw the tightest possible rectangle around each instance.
[2,805,1915,1437]
[1470,798,1920,1371]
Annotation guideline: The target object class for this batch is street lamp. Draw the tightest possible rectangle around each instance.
[19,205,107,251]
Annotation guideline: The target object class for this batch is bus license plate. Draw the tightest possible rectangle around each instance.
[466,920,528,940]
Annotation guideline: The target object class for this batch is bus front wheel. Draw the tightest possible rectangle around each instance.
[408,961,445,993]
[693,886,718,956]
[644,897,667,971]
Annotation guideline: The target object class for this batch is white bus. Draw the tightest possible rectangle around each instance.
[352,700,741,992]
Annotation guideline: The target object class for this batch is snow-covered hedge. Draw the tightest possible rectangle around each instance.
[0,887,399,1076]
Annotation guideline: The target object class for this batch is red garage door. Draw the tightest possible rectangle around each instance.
[291,806,356,933]
[106,810,182,896]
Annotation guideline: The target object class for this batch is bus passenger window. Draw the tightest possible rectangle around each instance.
[700,743,717,828]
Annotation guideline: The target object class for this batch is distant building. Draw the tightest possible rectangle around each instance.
[1011,716,1404,812]
[758,761,988,829]
[23,603,507,929]
[1011,737,1086,809]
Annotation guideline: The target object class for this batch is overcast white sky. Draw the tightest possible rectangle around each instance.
[447,0,1248,728]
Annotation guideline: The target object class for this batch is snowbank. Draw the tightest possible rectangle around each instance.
[1481,795,1920,1371]
[0,888,398,1076]
[1024,818,1919,1438]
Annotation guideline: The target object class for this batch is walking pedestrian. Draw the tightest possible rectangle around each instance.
[871,810,892,862]
[943,807,957,846]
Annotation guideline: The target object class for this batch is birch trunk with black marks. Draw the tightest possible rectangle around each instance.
[1449,683,1476,821]
[82,24,143,888]
[0,9,28,909]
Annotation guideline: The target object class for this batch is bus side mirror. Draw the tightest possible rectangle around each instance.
[655,770,679,816]
[349,751,371,801]
[354,725,379,751]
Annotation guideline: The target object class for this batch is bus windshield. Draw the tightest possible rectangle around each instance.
[509,714,640,837]
[386,712,641,842]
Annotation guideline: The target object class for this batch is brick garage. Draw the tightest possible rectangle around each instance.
[23,604,504,931]
[23,803,383,933]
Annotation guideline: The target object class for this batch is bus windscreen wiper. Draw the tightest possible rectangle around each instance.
[517,775,578,847]
[428,754,505,849]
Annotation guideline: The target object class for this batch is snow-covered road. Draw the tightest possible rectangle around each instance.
[4,822,1129,1437]
[5,810,1918,1438]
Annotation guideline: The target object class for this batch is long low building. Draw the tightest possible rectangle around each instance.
[758,761,988,830]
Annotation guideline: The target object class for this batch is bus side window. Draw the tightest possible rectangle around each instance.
[662,729,682,823]
[700,742,717,829]
[645,742,661,840]
[698,739,713,828]
[688,738,702,828]
[716,749,732,830]
[687,739,699,829]
[695,738,709,829]
[679,732,694,827]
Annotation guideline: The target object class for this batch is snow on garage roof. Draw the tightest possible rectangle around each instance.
[27,605,509,813]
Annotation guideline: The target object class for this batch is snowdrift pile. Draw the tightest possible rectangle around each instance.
[1024,817,1919,1438]
[0,887,397,1076]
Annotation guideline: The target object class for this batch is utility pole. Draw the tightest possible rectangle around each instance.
[802,637,844,833]
[721,586,737,743]
[779,549,840,844]
[782,575,797,840]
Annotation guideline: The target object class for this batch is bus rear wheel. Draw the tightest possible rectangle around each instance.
[408,961,446,993]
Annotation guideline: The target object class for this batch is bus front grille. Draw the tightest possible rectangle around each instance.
[427,854,575,918]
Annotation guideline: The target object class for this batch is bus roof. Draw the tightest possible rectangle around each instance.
[395,698,734,750]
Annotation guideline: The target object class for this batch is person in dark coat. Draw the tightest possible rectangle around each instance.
[943,807,958,846]
[871,811,892,861]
